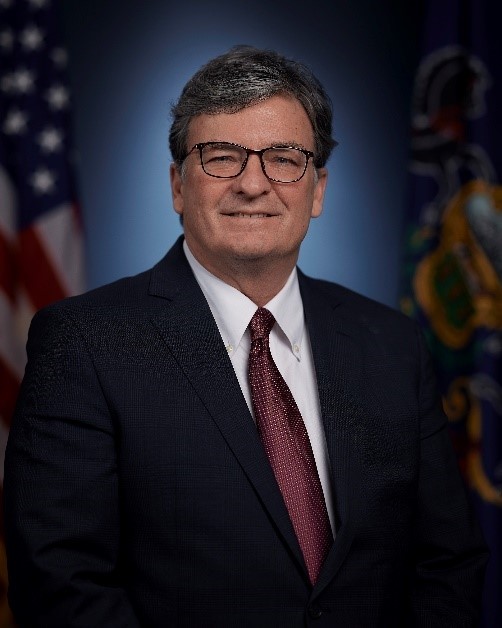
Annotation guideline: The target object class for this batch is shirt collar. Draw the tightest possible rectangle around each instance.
[264,267,304,360]
[183,240,305,360]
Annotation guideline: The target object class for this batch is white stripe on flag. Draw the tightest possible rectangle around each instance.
[0,166,16,238]
[34,203,86,296]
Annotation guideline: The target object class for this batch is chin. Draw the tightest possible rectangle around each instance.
[230,246,293,264]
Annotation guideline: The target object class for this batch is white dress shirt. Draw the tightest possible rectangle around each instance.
[183,240,335,532]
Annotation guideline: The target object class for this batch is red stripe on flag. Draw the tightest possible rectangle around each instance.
[0,358,20,429]
[18,226,67,311]
[0,231,16,304]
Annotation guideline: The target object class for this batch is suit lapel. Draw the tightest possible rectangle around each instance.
[299,272,365,591]
[148,239,307,576]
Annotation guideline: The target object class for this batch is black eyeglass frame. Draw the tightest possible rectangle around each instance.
[184,141,315,183]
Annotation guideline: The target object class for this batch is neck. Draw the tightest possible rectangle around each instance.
[226,262,294,307]
[189,248,297,307]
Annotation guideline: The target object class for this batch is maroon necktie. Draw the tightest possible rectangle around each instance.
[248,307,333,585]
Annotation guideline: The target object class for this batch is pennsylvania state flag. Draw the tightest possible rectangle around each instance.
[401,2,502,626]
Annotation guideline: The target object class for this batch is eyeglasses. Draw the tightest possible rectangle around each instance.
[185,141,315,183]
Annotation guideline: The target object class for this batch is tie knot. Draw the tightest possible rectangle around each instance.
[249,307,275,341]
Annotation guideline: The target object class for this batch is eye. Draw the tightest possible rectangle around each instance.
[206,152,238,164]
[265,149,304,168]
[202,144,243,164]
[273,155,297,165]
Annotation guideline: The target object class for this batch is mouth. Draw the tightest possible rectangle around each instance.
[224,212,275,218]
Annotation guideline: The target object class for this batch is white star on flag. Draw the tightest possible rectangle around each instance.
[45,84,69,110]
[30,167,56,194]
[13,68,36,93]
[3,109,28,135]
[20,25,45,51]
[37,127,63,153]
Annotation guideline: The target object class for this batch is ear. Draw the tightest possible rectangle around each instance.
[170,163,184,216]
[311,167,328,218]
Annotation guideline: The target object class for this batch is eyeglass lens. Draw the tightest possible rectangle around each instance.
[200,143,308,182]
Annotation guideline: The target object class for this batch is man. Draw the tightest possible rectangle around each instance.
[4,46,488,627]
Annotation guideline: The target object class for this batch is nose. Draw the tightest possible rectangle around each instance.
[231,153,271,197]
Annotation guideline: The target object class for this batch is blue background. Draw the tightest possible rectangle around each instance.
[62,0,421,307]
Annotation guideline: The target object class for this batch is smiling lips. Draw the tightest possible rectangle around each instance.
[226,212,275,218]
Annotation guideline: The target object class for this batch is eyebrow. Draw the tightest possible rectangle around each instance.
[270,141,308,149]
[204,140,310,150]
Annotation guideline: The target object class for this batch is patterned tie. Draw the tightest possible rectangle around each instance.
[248,307,333,585]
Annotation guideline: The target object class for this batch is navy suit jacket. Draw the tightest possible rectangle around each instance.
[5,237,488,627]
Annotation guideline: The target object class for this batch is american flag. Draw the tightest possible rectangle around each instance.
[0,0,84,621]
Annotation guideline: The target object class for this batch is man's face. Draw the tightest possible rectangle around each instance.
[170,94,328,279]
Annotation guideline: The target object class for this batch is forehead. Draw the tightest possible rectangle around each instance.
[187,94,315,149]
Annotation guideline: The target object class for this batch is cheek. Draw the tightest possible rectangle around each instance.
[177,184,203,218]
[292,194,317,226]
[181,193,216,235]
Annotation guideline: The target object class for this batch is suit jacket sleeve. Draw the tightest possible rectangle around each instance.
[4,305,142,628]
[409,324,488,626]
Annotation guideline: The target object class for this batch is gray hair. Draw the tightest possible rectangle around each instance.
[169,46,337,169]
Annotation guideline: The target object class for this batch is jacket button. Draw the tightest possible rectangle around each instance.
[308,604,323,619]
